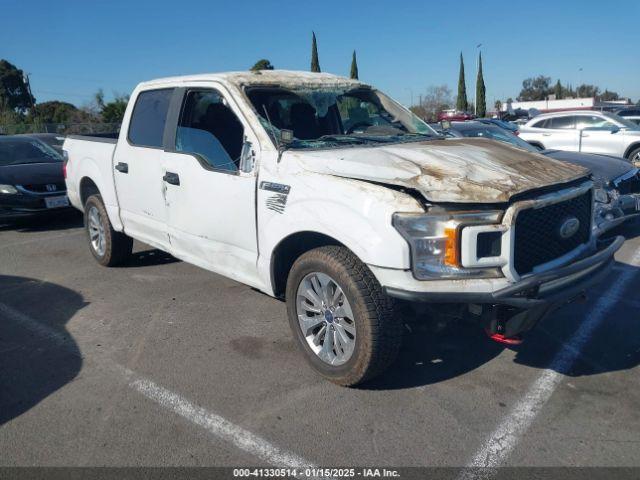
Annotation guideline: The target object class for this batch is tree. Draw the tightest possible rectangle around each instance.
[310,32,321,72]
[554,80,563,99]
[576,84,599,98]
[29,101,77,124]
[456,53,468,112]
[475,52,486,117]
[494,100,502,112]
[420,85,452,122]
[517,75,552,101]
[350,50,359,80]
[599,89,619,101]
[93,89,129,124]
[250,59,274,71]
[0,59,35,113]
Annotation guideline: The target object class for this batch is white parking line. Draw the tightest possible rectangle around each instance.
[0,300,318,472]
[463,248,640,472]
[131,378,316,469]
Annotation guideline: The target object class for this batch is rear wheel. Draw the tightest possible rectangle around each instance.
[286,246,402,386]
[84,194,132,267]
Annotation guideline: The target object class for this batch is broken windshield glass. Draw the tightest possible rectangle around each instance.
[247,85,438,149]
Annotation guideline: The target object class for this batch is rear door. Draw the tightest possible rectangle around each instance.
[113,88,175,250]
[539,115,580,151]
[161,86,262,288]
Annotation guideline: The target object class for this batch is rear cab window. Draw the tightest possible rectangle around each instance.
[128,88,174,148]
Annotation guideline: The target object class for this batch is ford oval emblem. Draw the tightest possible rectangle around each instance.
[559,217,580,239]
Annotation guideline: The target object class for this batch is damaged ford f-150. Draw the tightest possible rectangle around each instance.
[63,71,623,386]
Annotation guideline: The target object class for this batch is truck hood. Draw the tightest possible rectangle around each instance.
[542,150,634,187]
[287,138,589,203]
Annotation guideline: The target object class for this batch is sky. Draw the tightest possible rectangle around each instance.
[2,0,639,109]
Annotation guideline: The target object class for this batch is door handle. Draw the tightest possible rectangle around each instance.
[542,133,552,136]
[163,172,180,186]
[115,162,128,173]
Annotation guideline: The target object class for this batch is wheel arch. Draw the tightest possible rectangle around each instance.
[270,231,349,299]
[79,176,100,206]
[623,142,640,159]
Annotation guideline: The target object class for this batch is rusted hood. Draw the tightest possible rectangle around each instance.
[289,138,590,203]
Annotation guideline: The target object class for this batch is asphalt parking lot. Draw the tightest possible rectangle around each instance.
[1,211,640,469]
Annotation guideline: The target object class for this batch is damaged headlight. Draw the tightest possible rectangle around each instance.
[593,188,609,204]
[0,185,18,195]
[393,210,503,280]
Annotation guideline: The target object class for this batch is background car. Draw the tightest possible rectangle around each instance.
[615,107,640,126]
[519,110,640,167]
[475,118,519,134]
[0,136,70,220]
[18,133,66,154]
[437,109,474,121]
[438,120,640,233]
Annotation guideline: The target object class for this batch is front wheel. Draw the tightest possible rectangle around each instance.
[84,194,133,267]
[627,146,640,167]
[285,246,402,386]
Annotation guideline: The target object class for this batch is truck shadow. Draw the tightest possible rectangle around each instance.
[0,210,83,232]
[366,258,640,390]
[0,274,87,426]
[122,248,180,268]
[512,258,640,377]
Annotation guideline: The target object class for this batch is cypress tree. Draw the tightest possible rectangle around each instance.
[476,52,486,117]
[310,32,321,72]
[350,50,359,79]
[456,53,468,112]
[554,80,563,99]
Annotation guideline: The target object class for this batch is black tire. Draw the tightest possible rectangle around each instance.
[285,246,402,386]
[84,194,132,267]
[626,146,640,166]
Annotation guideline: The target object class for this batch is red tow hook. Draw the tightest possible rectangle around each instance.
[484,328,524,346]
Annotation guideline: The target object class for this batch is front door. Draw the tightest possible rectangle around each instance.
[162,87,261,288]
[576,115,625,156]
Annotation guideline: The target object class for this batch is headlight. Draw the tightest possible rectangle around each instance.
[593,188,609,204]
[393,210,503,280]
[0,185,18,195]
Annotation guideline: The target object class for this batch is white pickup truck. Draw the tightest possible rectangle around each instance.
[64,70,623,386]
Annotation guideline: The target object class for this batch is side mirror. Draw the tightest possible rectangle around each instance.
[610,126,621,134]
[239,139,255,173]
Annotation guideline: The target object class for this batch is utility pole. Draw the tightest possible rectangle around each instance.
[405,87,414,107]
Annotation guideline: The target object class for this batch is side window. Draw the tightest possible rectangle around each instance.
[176,90,244,172]
[532,119,549,129]
[128,89,173,147]
[548,116,576,129]
[575,115,615,130]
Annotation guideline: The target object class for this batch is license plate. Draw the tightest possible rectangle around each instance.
[45,195,69,209]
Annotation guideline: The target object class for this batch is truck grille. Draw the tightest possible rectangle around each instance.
[20,183,66,193]
[513,191,592,276]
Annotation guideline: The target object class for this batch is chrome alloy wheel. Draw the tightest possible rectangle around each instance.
[87,205,106,257]
[296,272,356,366]
[633,151,640,166]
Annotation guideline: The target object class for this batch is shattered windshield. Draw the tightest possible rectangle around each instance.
[247,86,439,149]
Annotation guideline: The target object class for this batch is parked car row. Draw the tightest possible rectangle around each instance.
[519,110,640,167]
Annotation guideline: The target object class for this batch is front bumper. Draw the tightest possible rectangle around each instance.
[0,193,71,219]
[384,235,623,338]
[385,235,622,306]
